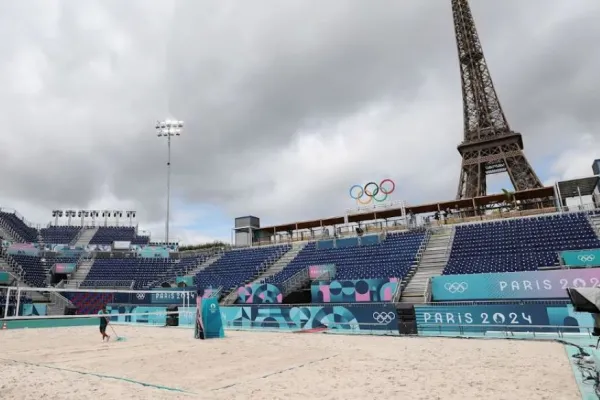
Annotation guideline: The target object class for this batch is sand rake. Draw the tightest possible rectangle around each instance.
[109,325,127,342]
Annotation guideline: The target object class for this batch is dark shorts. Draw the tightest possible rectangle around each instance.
[99,325,107,334]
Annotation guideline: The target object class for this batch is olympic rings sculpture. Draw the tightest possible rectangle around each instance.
[349,179,395,205]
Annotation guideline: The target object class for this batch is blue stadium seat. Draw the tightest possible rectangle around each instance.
[40,226,82,244]
[444,213,600,275]
[0,211,38,242]
[9,254,80,287]
[266,231,426,284]
[194,245,291,291]
[82,254,208,289]
[88,227,149,245]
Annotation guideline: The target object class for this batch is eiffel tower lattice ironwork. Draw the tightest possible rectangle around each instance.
[452,0,542,199]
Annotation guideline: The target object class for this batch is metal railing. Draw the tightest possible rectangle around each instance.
[63,280,135,289]
[281,268,310,296]
[392,281,402,302]
[221,289,239,305]
[222,319,396,334]
[417,323,596,339]
[210,286,223,298]
[424,277,432,303]
[47,291,73,309]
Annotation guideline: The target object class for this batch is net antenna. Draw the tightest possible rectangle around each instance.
[1,286,196,322]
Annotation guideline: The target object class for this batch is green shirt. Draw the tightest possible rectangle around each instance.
[98,310,108,326]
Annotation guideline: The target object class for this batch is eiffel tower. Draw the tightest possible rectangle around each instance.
[452,0,542,199]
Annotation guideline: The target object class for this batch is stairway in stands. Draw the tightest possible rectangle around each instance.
[66,258,95,288]
[183,252,223,279]
[250,242,307,284]
[588,213,600,239]
[72,227,99,247]
[400,226,453,303]
[0,224,16,242]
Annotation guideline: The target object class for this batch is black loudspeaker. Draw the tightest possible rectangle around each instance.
[64,305,78,315]
[396,304,416,335]
[166,305,179,327]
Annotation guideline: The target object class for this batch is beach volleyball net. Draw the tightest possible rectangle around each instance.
[0,286,197,328]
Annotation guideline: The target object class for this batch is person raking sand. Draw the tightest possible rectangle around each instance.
[98,304,110,342]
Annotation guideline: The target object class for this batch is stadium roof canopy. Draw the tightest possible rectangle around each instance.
[555,176,599,199]
[257,186,555,234]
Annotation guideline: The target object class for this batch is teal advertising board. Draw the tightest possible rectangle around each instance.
[53,263,76,274]
[431,269,600,301]
[561,249,600,267]
[176,276,194,286]
[0,272,9,284]
[195,297,224,339]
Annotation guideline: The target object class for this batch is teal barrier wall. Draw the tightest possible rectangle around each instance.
[3,317,96,329]
[0,271,9,283]
[21,303,48,316]
[561,249,600,267]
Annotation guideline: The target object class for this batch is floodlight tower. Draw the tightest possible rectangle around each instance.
[155,119,183,244]
[51,210,63,226]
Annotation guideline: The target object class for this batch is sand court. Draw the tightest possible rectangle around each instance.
[0,325,580,399]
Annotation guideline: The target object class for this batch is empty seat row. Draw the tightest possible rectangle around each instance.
[444,213,600,275]
[266,231,426,285]
[194,245,291,291]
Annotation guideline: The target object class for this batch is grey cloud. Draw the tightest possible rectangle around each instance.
[0,0,599,234]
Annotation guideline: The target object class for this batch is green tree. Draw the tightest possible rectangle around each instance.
[501,188,517,210]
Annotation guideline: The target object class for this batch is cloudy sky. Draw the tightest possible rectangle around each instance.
[0,0,599,244]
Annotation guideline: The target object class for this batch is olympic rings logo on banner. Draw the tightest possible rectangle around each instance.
[373,312,395,324]
[349,179,395,205]
[136,293,145,300]
[444,282,468,293]
[578,254,595,262]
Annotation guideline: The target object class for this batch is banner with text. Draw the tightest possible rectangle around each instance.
[136,246,170,259]
[53,263,76,274]
[150,287,197,304]
[106,305,196,326]
[311,278,399,303]
[415,304,593,334]
[7,243,40,256]
[51,245,85,258]
[309,264,337,280]
[236,283,283,304]
[561,249,600,267]
[431,269,600,301]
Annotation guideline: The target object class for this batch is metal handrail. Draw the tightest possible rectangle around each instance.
[63,280,134,289]
[281,268,310,296]
[417,323,596,338]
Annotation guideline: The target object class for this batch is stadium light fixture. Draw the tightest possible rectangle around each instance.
[155,119,184,244]
[51,210,63,226]
[126,211,136,228]
[113,210,123,227]
[65,210,76,226]
[102,210,111,227]
[90,210,99,227]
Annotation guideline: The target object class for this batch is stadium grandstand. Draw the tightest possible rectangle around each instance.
[1,173,600,310]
